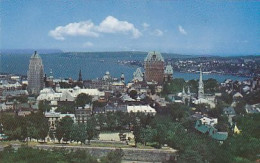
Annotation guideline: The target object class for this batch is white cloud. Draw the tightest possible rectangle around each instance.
[142,22,150,30]
[49,16,142,40]
[83,41,94,47]
[152,29,163,36]
[97,16,142,38]
[178,25,187,35]
[49,21,99,40]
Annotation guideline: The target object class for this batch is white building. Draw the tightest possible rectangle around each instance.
[27,51,44,95]
[37,86,105,102]
[200,117,218,126]
[194,67,216,108]
[45,110,76,130]
[127,105,156,115]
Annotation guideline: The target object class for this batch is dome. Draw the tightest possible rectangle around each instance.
[74,85,80,90]
[144,51,164,62]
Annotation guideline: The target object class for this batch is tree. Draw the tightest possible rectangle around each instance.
[56,105,75,114]
[166,103,188,121]
[55,116,74,143]
[178,148,203,163]
[204,78,219,94]
[96,114,106,130]
[132,123,141,147]
[106,112,117,131]
[129,90,137,99]
[86,117,99,144]
[55,123,64,143]
[234,99,246,115]
[140,126,154,145]
[75,93,92,107]
[71,123,87,145]
[38,100,51,112]
[162,78,186,94]
[26,112,49,141]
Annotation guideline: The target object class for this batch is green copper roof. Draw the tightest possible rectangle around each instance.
[164,64,173,74]
[144,51,164,62]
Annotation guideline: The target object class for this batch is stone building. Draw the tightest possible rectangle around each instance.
[164,64,173,82]
[27,51,44,95]
[144,51,165,85]
[75,104,92,124]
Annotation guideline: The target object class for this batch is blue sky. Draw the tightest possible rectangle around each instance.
[1,0,259,55]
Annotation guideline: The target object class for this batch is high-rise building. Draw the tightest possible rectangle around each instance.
[144,51,165,84]
[27,51,44,95]
[198,67,204,99]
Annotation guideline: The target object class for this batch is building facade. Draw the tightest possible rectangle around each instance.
[164,64,173,82]
[144,51,165,85]
[27,51,44,95]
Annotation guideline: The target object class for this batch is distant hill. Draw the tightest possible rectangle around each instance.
[63,51,193,59]
[0,49,63,55]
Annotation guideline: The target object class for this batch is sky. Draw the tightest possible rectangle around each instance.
[1,0,259,55]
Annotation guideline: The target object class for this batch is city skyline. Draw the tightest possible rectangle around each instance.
[1,1,260,55]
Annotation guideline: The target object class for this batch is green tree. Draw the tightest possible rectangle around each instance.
[55,116,74,143]
[129,90,137,99]
[86,117,99,144]
[204,78,219,93]
[38,100,51,112]
[75,93,92,107]
[178,148,203,163]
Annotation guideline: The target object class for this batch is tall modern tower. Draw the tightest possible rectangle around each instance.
[198,66,204,99]
[27,51,44,95]
[144,51,165,84]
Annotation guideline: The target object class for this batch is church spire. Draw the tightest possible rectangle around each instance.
[198,66,204,99]
[78,69,82,82]
[182,86,186,95]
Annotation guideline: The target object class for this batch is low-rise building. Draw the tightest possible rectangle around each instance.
[195,117,228,141]
[245,104,260,114]
[75,104,92,124]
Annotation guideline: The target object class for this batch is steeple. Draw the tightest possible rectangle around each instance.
[78,69,82,82]
[187,86,191,94]
[182,86,186,95]
[121,73,125,83]
[49,69,53,80]
[198,66,204,99]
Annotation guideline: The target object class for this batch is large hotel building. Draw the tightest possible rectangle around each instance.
[144,51,165,84]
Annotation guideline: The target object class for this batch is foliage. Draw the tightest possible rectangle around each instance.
[164,103,189,121]
[162,78,186,94]
[38,100,51,112]
[0,112,48,141]
[56,105,75,114]
[85,117,99,144]
[75,93,92,107]
[93,100,107,109]
[55,116,74,142]
[244,90,260,105]
[234,98,246,115]
[129,90,137,99]
[204,78,219,93]
[0,146,99,163]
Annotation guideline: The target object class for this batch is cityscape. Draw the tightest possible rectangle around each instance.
[0,1,260,163]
